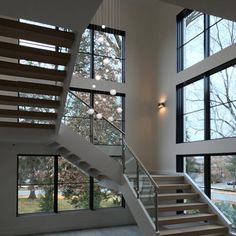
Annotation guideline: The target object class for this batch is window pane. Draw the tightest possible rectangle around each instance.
[185,156,204,192]
[93,119,122,145]
[18,156,54,214]
[58,157,90,211]
[94,31,122,58]
[184,110,204,142]
[94,56,122,83]
[74,53,91,78]
[183,34,204,69]
[78,29,91,53]
[210,16,223,26]
[63,117,91,142]
[210,102,236,139]
[184,79,204,114]
[72,91,91,106]
[94,181,122,208]
[210,19,236,55]
[65,92,90,117]
[211,156,236,229]
[210,66,236,106]
[184,11,204,43]
[94,94,123,123]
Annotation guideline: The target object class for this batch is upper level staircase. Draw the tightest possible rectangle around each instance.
[0,17,74,132]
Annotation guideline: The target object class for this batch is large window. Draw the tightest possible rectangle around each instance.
[74,24,125,83]
[177,61,236,143]
[177,154,236,229]
[17,155,123,215]
[63,89,125,145]
[177,10,236,71]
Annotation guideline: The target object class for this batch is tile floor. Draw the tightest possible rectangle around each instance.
[34,225,142,236]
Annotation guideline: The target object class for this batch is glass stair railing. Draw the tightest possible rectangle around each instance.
[63,91,159,232]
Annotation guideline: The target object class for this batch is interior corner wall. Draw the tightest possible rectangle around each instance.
[72,0,159,170]
[0,143,135,236]
[153,2,183,173]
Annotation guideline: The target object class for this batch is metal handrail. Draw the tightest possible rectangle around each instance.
[124,140,159,191]
[66,91,159,231]
[68,90,159,187]
[69,91,125,135]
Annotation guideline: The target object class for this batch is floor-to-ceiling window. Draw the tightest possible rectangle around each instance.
[176,9,236,229]
[177,154,236,229]
[74,24,125,83]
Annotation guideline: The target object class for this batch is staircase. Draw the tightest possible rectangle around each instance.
[0,10,233,236]
[0,17,74,131]
[46,93,232,236]
[153,175,229,235]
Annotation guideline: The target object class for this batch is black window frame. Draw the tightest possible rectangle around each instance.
[77,24,126,83]
[177,153,236,230]
[17,154,124,216]
[68,87,126,145]
[177,9,235,72]
[176,58,236,143]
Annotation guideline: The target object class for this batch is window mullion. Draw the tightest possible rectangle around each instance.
[89,176,94,210]
[204,155,211,198]
[54,155,58,213]
[204,76,210,140]
[176,86,184,143]
[91,27,95,79]
[177,13,184,72]
[204,14,210,58]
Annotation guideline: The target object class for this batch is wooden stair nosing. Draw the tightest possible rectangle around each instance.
[0,109,57,120]
[158,184,191,189]
[0,61,66,82]
[158,213,217,225]
[158,193,199,200]
[159,224,228,236]
[0,79,62,96]
[0,18,75,48]
[0,95,60,108]
[0,41,70,66]
[0,121,55,129]
[152,175,184,181]
[158,203,208,212]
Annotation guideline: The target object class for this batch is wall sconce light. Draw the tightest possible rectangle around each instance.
[158,102,165,109]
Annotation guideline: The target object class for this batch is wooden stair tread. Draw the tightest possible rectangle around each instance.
[159,213,217,225]
[160,224,227,236]
[152,175,184,181]
[0,18,75,48]
[159,184,191,189]
[0,61,66,82]
[0,79,62,95]
[0,95,60,108]
[0,121,55,129]
[0,41,70,66]
[0,109,57,120]
[158,193,199,200]
[158,203,208,211]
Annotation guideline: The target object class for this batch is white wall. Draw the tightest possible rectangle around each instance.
[0,143,135,236]
[71,0,158,170]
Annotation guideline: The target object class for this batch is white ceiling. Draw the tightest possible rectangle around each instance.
[160,0,236,21]
[0,0,102,31]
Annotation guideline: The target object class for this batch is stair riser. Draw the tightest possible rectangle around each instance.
[158,205,208,212]
[160,228,228,236]
[159,215,218,225]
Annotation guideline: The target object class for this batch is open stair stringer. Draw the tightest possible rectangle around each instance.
[120,175,159,236]
[51,124,122,186]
